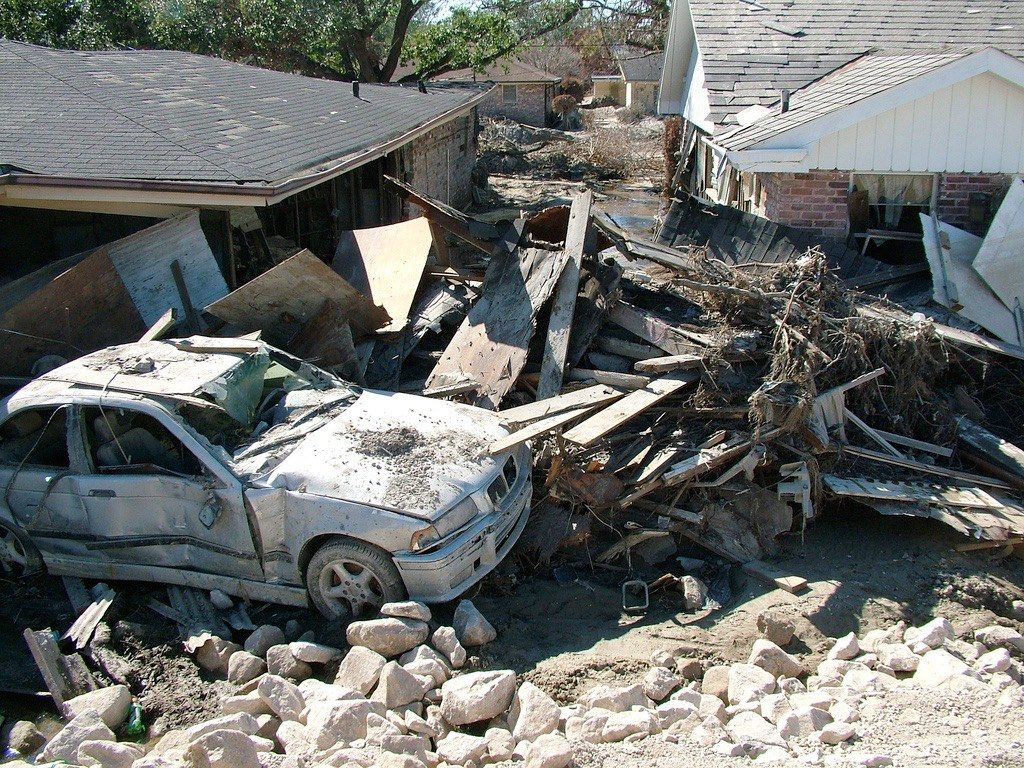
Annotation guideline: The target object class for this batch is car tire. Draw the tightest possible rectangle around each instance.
[306,538,406,618]
[0,521,42,579]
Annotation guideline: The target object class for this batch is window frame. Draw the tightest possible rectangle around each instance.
[502,84,518,105]
[0,404,73,470]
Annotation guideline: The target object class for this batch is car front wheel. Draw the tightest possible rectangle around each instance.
[306,538,406,618]
[0,522,38,579]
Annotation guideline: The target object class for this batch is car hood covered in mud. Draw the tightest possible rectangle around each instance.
[233,389,509,520]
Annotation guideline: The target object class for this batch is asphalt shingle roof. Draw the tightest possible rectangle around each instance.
[690,0,1024,128]
[612,47,664,82]
[0,40,486,185]
[438,59,560,84]
[716,50,970,150]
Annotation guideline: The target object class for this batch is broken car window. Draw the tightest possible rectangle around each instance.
[81,407,203,477]
[0,407,70,468]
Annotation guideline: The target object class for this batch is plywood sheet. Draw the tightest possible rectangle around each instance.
[205,249,390,345]
[973,178,1024,313]
[333,217,433,332]
[0,248,146,375]
[426,247,569,409]
[107,211,228,326]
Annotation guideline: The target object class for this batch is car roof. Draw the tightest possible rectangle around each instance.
[13,337,267,408]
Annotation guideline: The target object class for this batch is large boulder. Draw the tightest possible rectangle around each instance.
[228,652,268,686]
[728,664,777,705]
[726,711,787,748]
[701,665,731,703]
[347,618,429,658]
[305,698,376,750]
[904,617,954,649]
[371,662,430,709]
[777,706,832,739]
[245,625,286,658]
[77,739,144,768]
[749,639,805,679]
[434,732,489,765]
[643,666,681,702]
[8,720,45,755]
[257,675,306,722]
[191,635,241,675]
[453,600,497,647]
[975,625,1024,653]
[508,681,560,742]
[40,710,115,763]
[523,732,572,768]
[828,633,860,661]
[63,685,132,729]
[913,649,978,688]
[601,709,659,742]
[381,601,432,622]
[266,645,312,682]
[578,683,647,713]
[183,728,260,768]
[289,641,341,665]
[335,646,388,695]
[439,670,517,726]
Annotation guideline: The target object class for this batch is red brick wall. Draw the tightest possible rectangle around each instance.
[759,170,849,238]
[935,174,1012,234]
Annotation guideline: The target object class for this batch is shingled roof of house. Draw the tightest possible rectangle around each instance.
[687,0,1024,127]
[0,40,487,189]
[612,47,664,83]
[438,59,560,84]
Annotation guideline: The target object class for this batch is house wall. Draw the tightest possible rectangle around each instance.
[477,83,550,127]
[757,169,1013,237]
[593,80,625,106]
[800,72,1024,174]
[626,82,659,114]
[404,109,478,209]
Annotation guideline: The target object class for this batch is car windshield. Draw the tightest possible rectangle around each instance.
[176,348,360,460]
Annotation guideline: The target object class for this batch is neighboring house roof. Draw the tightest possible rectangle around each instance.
[711,46,1024,172]
[0,39,487,199]
[660,0,1024,127]
[438,59,560,84]
[612,47,664,83]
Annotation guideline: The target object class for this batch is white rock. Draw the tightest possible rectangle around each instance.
[228,652,268,686]
[904,617,954,649]
[273,720,312,757]
[381,601,432,622]
[760,693,792,724]
[701,665,731,703]
[453,600,497,646]
[727,711,787,747]
[245,626,286,658]
[651,649,675,668]
[372,662,430,708]
[842,669,897,693]
[975,625,1024,652]
[601,709,659,742]
[183,728,260,768]
[484,727,514,762]
[750,639,805,678]
[335,646,387,695]
[578,683,647,713]
[790,690,835,711]
[779,677,805,694]
[192,635,242,675]
[377,754,425,768]
[508,681,560,742]
[434,732,488,765]
[257,675,306,722]
[305,698,375,750]
[713,741,745,756]
[755,746,792,763]
[400,644,449,668]
[430,627,467,669]
[819,722,855,744]
[817,659,867,680]
[976,648,1013,674]
[690,715,729,747]
[63,685,132,729]
[185,713,260,742]
[700,693,728,723]
[365,711,403,745]
[221,691,271,717]
[828,633,860,661]
[41,710,115,763]
[523,732,571,768]
[289,641,341,665]
[829,700,860,724]
[778,704,833,740]
[875,644,920,673]
[913,649,977,688]
[402,658,449,688]
[404,710,436,737]
[643,666,681,701]
[757,613,796,646]
[656,700,698,729]
[347,618,429,658]
[564,707,612,743]
[296,678,363,707]
[838,753,892,767]
[266,645,312,682]
[77,739,143,768]
[439,670,517,726]
[728,663,777,705]
[682,575,708,611]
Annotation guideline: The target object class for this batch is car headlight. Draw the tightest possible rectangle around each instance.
[434,496,481,537]
[410,525,441,552]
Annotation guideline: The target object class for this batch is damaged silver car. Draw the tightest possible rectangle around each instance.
[0,337,531,616]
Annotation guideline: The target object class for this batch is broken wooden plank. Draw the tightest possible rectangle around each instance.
[872,429,954,458]
[537,190,593,399]
[170,259,204,333]
[956,416,1024,482]
[822,475,1006,508]
[594,336,664,360]
[634,353,705,373]
[608,302,710,355]
[631,499,702,524]
[489,405,596,455]
[567,368,652,389]
[23,629,97,707]
[497,384,625,426]
[61,577,91,615]
[333,217,433,331]
[288,300,363,384]
[426,247,570,409]
[384,175,499,253]
[742,560,808,594]
[843,408,906,458]
[562,371,698,447]
[841,445,1012,489]
[663,428,785,486]
[633,443,686,485]
[205,249,390,344]
[62,586,116,651]
[139,308,177,342]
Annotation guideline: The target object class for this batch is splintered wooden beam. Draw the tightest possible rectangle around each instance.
[384,175,499,253]
[497,384,625,426]
[634,353,705,373]
[663,428,785,486]
[489,405,596,455]
[568,368,652,389]
[562,371,698,447]
[537,190,593,399]
[608,302,710,355]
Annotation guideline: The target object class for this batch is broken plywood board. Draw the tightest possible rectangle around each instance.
[857,496,1024,542]
[206,249,390,345]
[0,247,147,376]
[333,217,433,332]
[498,384,625,427]
[562,370,698,447]
[537,190,593,399]
[426,247,569,409]
[920,213,1021,345]
[384,175,499,253]
[841,445,1012,490]
[608,302,711,355]
[972,177,1024,313]
[822,475,1007,508]
[289,300,363,384]
[663,428,785,486]
[107,211,228,326]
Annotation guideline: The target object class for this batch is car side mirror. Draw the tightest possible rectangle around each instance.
[198,494,222,529]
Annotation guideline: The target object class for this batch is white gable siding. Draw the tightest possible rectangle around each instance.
[806,72,1024,173]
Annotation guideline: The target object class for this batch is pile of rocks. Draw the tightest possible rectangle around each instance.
[14,605,1024,768]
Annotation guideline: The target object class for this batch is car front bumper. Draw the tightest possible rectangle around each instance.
[393,476,531,603]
